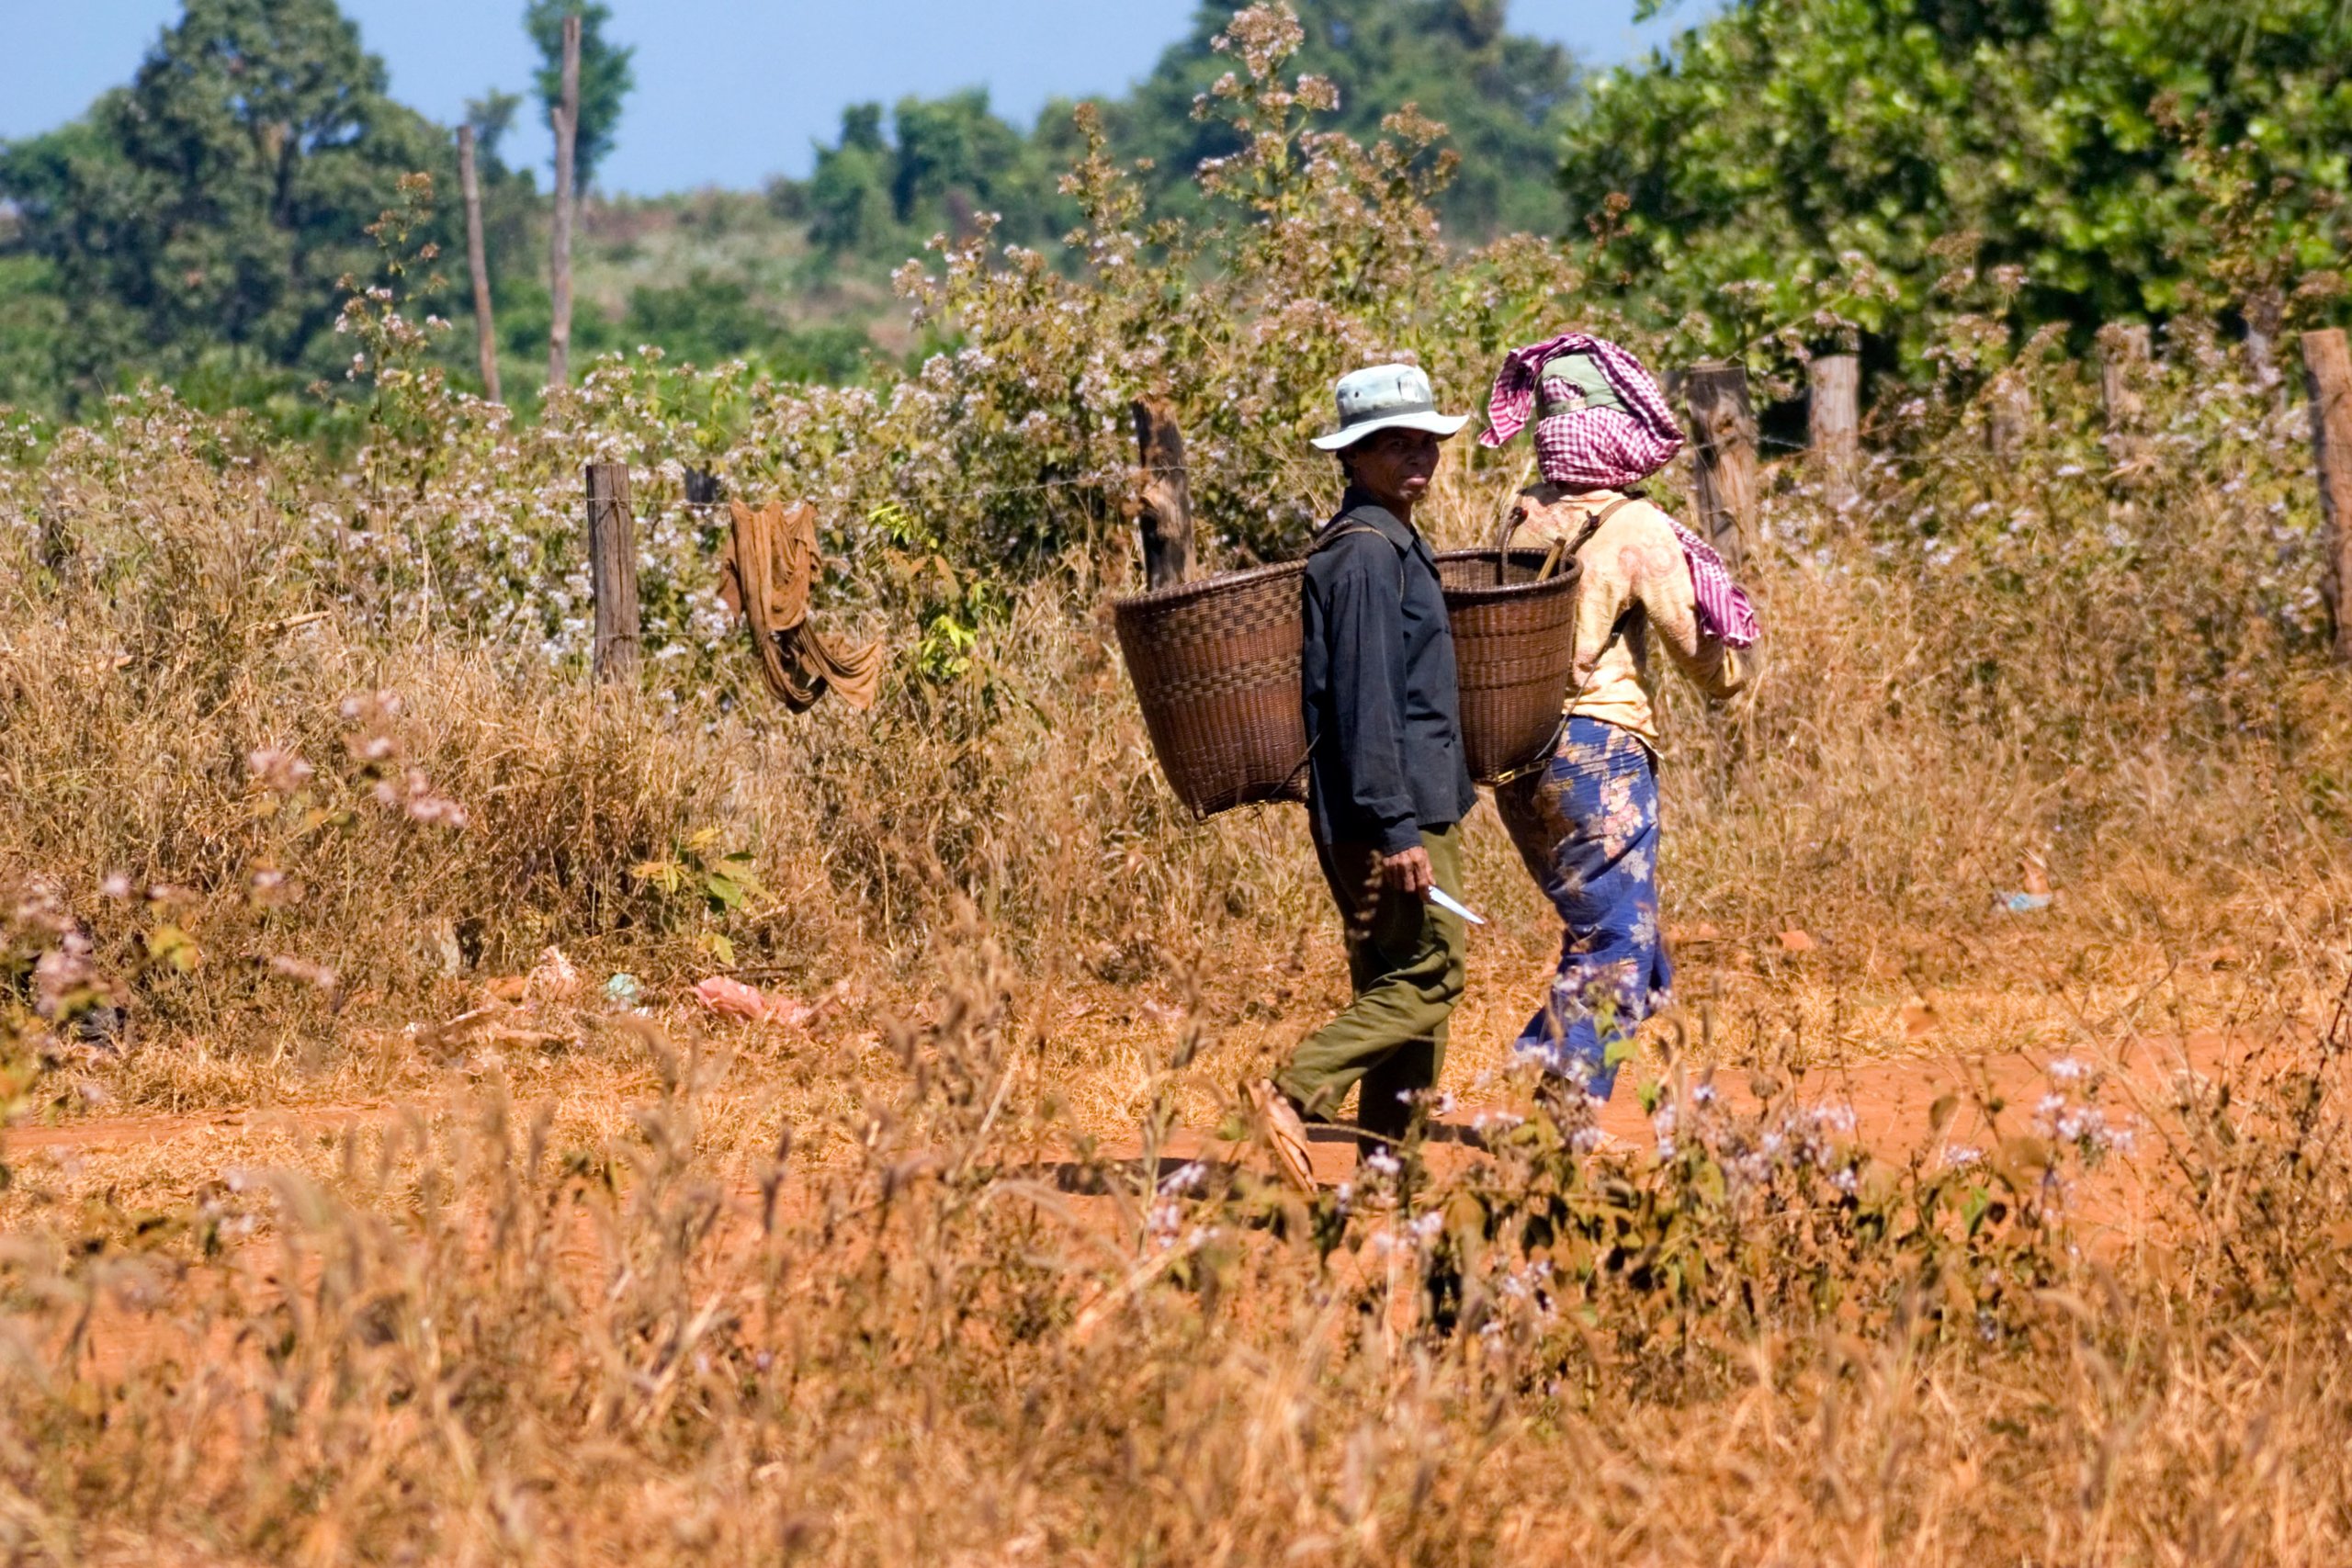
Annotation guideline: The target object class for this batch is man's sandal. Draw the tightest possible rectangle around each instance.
[1246,1079,1317,1192]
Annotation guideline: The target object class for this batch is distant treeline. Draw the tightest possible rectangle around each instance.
[0,0,1579,420]
[776,0,1578,258]
[4,0,2349,423]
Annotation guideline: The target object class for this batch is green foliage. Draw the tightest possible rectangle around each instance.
[804,93,1066,258]
[1107,0,1581,236]
[1561,0,2352,367]
[790,0,1582,263]
[613,274,870,384]
[870,501,1007,683]
[631,828,768,963]
[0,254,68,413]
[0,0,454,412]
[525,0,637,190]
[805,105,899,253]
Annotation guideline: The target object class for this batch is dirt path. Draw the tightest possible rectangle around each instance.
[1117,1030,2254,1210]
[4,1100,399,1156]
[1,1025,2275,1402]
[8,1032,2250,1185]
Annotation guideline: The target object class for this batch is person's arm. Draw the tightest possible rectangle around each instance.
[1625,510,1753,700]
[1318,536,1420,859]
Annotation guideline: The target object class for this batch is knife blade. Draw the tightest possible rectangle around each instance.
[1428,886,1486,926]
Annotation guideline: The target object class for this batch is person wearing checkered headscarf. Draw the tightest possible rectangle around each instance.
[1479,333,1760,1101]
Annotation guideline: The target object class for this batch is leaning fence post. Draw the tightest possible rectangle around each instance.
[1684,361,1757,566]
[2301,328,2352,661]
[586,462,639,682]
[1808,353,1860,513]
[1130,397,1195,590]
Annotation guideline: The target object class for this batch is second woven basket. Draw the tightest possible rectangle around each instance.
[1434,545,1582,784]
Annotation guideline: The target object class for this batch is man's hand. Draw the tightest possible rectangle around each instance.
[1381,845,1433,897]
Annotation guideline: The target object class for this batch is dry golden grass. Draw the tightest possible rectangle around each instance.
[6,348,2352,1563]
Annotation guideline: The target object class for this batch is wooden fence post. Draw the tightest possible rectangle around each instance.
[2245,288,2285,397]
[456,126,501,404]
[2098,321,2154,489]
[2098,323,2150,430]
[1684,361,1757,566]
[586,463,639,682]
[1808,353,1860,512]
[1986,369,2032,461]
[1130,397,1195,590]
[546,15,582,392]
[2301,328,2352,661]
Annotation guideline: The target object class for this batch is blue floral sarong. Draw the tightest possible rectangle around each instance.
[1493,716,1670,1099]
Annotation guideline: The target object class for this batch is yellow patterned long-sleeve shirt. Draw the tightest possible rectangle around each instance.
[1508,484,1755,750]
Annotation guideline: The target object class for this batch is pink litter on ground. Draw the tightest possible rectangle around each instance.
[693,976,813,1027]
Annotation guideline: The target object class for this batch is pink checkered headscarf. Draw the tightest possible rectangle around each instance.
[1480,332,1685,489]
[1484,333,1758,649]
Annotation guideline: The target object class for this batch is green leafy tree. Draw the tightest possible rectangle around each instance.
[524,0,636,190]
[807,105,898,253]
[0,0,453,408]
[1109,0,1581,236]
[790,0,1580,261]
[1560,0,2352,367]
[802,92,1060,256]
[888,90,1029,223]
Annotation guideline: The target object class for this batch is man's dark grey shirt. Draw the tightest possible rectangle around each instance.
[1300,490,1478,854]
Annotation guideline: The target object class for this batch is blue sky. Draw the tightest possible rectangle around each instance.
[0,1,1704,196]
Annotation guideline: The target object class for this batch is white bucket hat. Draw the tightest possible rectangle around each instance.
[1309,363,1470,451]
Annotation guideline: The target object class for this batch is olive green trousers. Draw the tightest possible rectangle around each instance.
[1275,824,1467,1147]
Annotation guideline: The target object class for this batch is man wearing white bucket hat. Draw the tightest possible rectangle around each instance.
[1248,364,1478,1190]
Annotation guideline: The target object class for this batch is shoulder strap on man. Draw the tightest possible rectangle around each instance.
[1308,518,1408,595]
[1308,520,1385,555]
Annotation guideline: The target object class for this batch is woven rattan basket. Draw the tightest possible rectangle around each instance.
[1435,544,1582,784]
[1113,561,1309,818]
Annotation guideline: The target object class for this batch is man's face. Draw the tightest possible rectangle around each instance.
[1345,428,1443,509]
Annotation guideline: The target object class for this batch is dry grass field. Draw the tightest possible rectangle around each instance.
[6,357,2352,1562]
[6,19,2352,1555]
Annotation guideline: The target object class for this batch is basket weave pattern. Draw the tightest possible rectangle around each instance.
[1435,547,1582,784]
[1113,561,1309,818]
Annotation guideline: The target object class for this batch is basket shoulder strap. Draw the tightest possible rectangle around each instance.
[1308,519,1407,596]
[1565,495,1640,559]
[1499,493,1643,582]
[1308,520,1385,554]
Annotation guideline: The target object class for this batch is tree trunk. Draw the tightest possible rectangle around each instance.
[587,462,639,683]
[1130,397,1195,590]
[547,15,582,392]
[2301,328,2352,661]
[457,126,501,404]
[1684,361,1757,566]
[1808,353,1860,514]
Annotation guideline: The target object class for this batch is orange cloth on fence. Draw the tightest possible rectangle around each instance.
[718,499,885,713]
